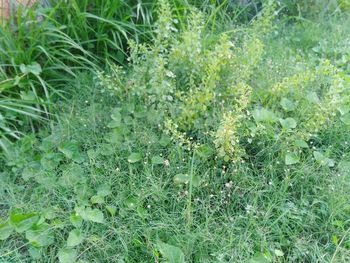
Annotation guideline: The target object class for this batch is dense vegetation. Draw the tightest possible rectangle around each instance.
[1,0,350,262]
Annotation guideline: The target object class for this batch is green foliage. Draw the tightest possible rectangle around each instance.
[157,241,185,263]
[1,0,350,262]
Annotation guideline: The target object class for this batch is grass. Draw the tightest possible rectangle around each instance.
[1,1,350,262]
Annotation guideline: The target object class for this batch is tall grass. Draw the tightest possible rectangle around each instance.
[50,0,155,64]
[0,0,158,151]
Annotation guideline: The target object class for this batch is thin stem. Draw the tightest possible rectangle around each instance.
[185,150,195,227]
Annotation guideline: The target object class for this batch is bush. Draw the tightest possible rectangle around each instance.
[99,0,349,165]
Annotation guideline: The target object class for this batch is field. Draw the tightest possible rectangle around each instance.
[1,1,350,262]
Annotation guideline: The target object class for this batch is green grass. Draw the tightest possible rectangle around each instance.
[1,1,350,263]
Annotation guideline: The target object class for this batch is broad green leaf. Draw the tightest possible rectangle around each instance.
[280,98,296,111]
[123,115,133,125]
[58,248,77,263]
[338,161,350,176]
[87,149,98,159]
[60,164,84,187]
[306,92,320,104]
[152,156,164,165]
[20,90,37,101]
[174,174,190,185]
[159,134,171,147]
[274,249,284,257]
[40,153,63,170]
[107,120,122,128]
[157,242,185,263]
[252,108,277,123]
[106,205,117,216]
[58,142,78,159]
[173,174,200,187]
[20,62,42,76]
[0,221,14,240]
[25,223,54,247]
[28,246,42,259]
[313,151,326,162]
[70,214,83,228]
[67,229,84,247]
[294,139,308,148]
[137,206,148,218]
[97,184,111,197]
[127,153,142,163]
[196,144,214,159]
[125,103,135,114]
[249,253,272,263]
[279,118,297,129]
[124,197,139,210]
[111,108,122,121]
[22,161,41,181]
[74,184,93,205]
[58,142,85,163]
[75,207,104,223]
[313,151,335,167]
[105,129,123,144]
[35,171,57,189]
[340,113,350,125]
[338,105,350,116]
[10,212,39,233]
[43,207,56,220]
[285,153,300,165]
[332,235,338,246]
[99,144,115,156]
[90,195,105,204]
[327,158,335,167]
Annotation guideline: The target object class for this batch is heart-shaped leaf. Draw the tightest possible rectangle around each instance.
[280,98,296,111]
[75,207,104,223]
[128,153,142,163]
[25,223,54,247]
[90,195,105,204]
[157,242,185,263]
[97,184,111,197]
[306,92,320,104]
[294,139,308,148]
[67,229,83,247]
[253,108,277,123]
[58,142,85,163]
[20,62,42,76]
[196,144,214,159]
[248,253,272,263]
[313,151,334,167]
[337,105,350,116]
[60,164,85,187]
[69,214,83,228]
[159,134,171,147]
[0,221,14,240]
[106,205,117,216]
[285,153,300,165]
[58,248,77,263]
[111,108,122,122]
[279,118,297,129]
[340,113,350,125]
[274,249,284,257]
[173,174,200,187]
[10,213,39,233]
[151,156,164,165]
[124,197,139,210]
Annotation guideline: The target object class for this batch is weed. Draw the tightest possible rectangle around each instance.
[1,1,350,262]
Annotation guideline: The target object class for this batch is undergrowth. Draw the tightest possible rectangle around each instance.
[0,0,350,262]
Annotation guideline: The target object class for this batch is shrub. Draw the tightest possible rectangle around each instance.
[98,0,349,167]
